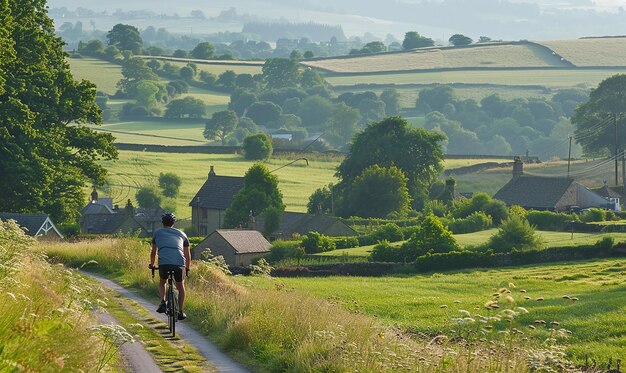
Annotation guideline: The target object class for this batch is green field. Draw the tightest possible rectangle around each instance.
[67,57,123,95]
[539,37,626,67]
[142,57,263,76]
[325,68,626,89]
[243,257,626,362]
[99,150,339,220]
[321,230,626,257]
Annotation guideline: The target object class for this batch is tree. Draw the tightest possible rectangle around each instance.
[572,74,626,159]
[0,0,117,224]
[246,101,282,127]
[336,117,445,212]
[449,34,473,46]
[136,186,162,208]
[243,133,273,160]
[204,110,238,145]
[362,41,386,53]
[346,165,411,218]
[158,172,182,198]
[165,97,207,118]
[297,95,334,128]
[107,24,142,54]
[402,214,459,257]
[488,215,543,253]
[402,31,434,50]
[190,42,214,59]
[117,57,158,97]
[326,103,361,148]
[223,163,285,228]
[217,70,237,89]
[307,184,334,214]
[380,89,401,115]
[262,58,301,89]
[416,85,455,113]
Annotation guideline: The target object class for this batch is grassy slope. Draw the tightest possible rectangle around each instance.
[303,43,565,73]
[243,257,626,362]
[539,37,626,66]
[325,68,626,88]
[68,57,123,95]
[100,151,339,219]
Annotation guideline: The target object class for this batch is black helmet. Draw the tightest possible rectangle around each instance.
[162,212,176,226]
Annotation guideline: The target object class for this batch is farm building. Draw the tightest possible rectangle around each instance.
[592,182,622,212]
[0,213,63,240]
[79,189,160,236]
[189,166,244,236]
[256,211,356,239]
[494,158,611,212]
[192,229,271,266]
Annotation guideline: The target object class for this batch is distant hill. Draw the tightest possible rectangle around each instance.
[302,37,626,74]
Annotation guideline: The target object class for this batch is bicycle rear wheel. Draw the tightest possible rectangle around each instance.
[167,281,176,337]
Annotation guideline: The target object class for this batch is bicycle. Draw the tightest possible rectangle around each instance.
[151,266,178,337]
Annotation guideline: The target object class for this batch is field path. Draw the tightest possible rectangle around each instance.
[86,272,250,373]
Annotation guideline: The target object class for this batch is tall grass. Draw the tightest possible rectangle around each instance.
[0,220,117,371]
[47,238,579,371]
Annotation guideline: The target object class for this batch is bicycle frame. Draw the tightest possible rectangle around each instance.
[151,267,178,338]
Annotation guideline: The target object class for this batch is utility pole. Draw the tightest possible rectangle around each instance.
[614,114,619,186]
[567,136,572,178]
[622,150,625,197]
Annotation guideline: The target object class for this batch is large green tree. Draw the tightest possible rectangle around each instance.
[262,58,301,89]
[346,165,411,218]
[402,31,434,50]
[224,163,285,228]
[107,23,142,54]
[204,110,238,145]
[0,0,117,224]
[190,42,214,59]
[336,116,445,213]
[572,74,626,158]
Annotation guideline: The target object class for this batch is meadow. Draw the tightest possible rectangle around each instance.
[243,257,626,364]
[539,37,626,67]
[47,238,584,371]
[320,230,626,257]
[303,43,566,74]
[67,57,123,95]
[325,68,626,89]
[140,57,263,76]
[99,150,340,219]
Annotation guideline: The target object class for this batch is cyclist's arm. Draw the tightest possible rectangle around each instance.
[150,241,157,268]
[183,244,191,270]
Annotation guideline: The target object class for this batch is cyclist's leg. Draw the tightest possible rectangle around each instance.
[174,280,185,312]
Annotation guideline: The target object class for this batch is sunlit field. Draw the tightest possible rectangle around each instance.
[67,57,123,95]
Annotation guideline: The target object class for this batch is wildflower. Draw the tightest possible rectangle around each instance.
[498,288,508,294]
[524,296,532,300]
[550,321,560,326]
[571,297,579,301]
[6,292,17,301]
[440,304,448,309]
[517,307,529,313]
[505,295,515,304]
[528,325,536,330]
[378,332,385,340]
[453,300,461,304]
[562,295,571,300]
[520,289,527,293]
[508,282,516,288]
[536,297,544,301]
[458,310,471,317]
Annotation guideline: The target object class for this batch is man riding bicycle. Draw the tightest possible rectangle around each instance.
[149,212,191,320]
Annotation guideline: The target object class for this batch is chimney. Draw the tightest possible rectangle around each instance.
[208,165,216,177]
[512,156,523,178]
[445,178,456,194]
[125,199,134,216]
[90,186,98,203]
[247,210,256,230]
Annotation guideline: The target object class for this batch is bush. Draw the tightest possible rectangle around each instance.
[400,214,459,260]
[448,211,492,234]
[331,236,359,249]
[581,208,607,222]
[300,232,336,254]
[243,132,273,160]
[370,241,404,262]
[525,210,578,231]
[487,215,543,253]
[358,223,405,246]
[415,250,494,272]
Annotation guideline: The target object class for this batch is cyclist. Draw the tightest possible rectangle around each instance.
[149,212,191,320]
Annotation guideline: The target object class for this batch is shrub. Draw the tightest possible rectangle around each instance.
[483,200,509,224]
[401,214,459,259]
[415,250,494,272]
[448,211,492,234]
[581,208,607,222]
[525,210,578,231]
[300,232,336,254]
[331,236,359,249]
[595,236,614,251]
[370,241,403,262]
[243,132,273,160]
[423,199,448,217]
[487,215,543,253]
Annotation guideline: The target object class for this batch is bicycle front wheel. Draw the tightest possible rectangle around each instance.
[167,284,176,337]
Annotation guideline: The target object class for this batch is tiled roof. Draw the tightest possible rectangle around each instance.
[596,184,622,199]
[272,212,356,236]
[0,213,49,235]
[81,200,115,215]
[215,230,271,254]
[82,213,135,234]
[189,175,244,210]
[494,176,575,209]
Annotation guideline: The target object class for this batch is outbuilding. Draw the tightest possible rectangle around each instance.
[192,229,271,267]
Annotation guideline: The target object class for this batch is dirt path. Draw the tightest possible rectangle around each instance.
[86,272,250,373]
[96,312,162,373]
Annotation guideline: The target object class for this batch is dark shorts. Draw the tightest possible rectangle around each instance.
[158,265,184,282]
